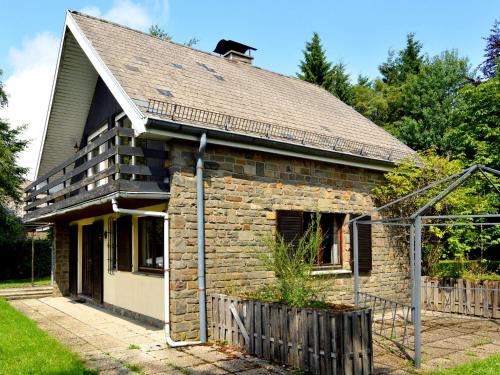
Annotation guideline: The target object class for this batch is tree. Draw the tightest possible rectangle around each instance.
[372,151,499,275]
[446,76,500,170]
[326,62,353,105]
[0,72,28,205]
[149,24,172,41]
[0,70,28,244]
[379,33,424,85]
[297,32,332,88]
[385,50,471,152]
[479,20,500,79]
[149,25,199,47]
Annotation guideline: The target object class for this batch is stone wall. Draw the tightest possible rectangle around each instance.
[167,141,411,340]
[53,221,70,296]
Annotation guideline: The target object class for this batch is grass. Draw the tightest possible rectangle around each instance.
[424,353,500,375]
[0,276,51,289]
[124,362,144,374]
[0,298,96,375]
[128,344,141,350]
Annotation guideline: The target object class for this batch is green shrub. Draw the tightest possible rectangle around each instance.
[432,260,500,280]
[0,239,52,280]
[248,214,328,308]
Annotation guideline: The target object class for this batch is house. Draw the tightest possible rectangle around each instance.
[24,11,414,342]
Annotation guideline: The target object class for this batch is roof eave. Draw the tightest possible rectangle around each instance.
[146,117,401,172]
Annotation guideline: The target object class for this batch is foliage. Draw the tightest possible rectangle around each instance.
[379,33,424,85]
[0,205,24,244]
[0,71,28,205]
[327,62,353,105]
[0,298,97,374]
[433,260,500,280]
[384,50,471,152]
[149,24,172,40]
[149,24,199,47]
[372,151,499,274]
[297,32,332,89]
[424,353,500,375]
[250,214,327,308]
[0,238,52,280]
[479,20,500,79]
[446,76,500,170]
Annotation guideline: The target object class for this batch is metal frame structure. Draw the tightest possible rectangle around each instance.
[350,164,500,368]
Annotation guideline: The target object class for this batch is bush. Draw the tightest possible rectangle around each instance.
[432,260,500,280]
[0,239,52,280]
[247,214,328,308]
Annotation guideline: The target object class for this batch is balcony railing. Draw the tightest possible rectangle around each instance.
[24,126,169,222]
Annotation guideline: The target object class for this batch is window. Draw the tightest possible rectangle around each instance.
[276,211,344,267]
[138,217,164,272]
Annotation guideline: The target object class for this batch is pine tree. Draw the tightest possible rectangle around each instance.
[298,32,332,88]
[479,20,500,79]
[379,33,423,84]
[327,62,353,105]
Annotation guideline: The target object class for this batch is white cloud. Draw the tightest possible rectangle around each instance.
[0,1,169,180]
[81,0,168,31]
[0,32,59,180]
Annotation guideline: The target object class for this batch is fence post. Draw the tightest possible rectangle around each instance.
[414,216,422,368]
[31,231,35,287]
[353,221,359,305]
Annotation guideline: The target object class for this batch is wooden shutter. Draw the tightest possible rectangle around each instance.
[277,211,303,246]
[117,216,132,271]
[351,215,372,273]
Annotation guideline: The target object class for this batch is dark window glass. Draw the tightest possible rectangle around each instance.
[139,217,164,272]
[277,211,344,267]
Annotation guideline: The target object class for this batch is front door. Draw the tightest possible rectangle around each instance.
[82,221,104,303]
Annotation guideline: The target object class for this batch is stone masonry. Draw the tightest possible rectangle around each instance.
[53,221,70,297]
[166,141,411,341]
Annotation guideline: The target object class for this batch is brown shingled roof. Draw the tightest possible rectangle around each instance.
[70,11,413,161]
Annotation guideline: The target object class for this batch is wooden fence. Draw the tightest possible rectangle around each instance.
[211,294,373,375]
[422,278,500,318]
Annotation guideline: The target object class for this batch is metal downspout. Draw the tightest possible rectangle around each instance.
[196,133,208,342]
[110,199,204,347]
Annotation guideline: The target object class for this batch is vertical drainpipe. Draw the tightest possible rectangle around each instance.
[196,133,208,342]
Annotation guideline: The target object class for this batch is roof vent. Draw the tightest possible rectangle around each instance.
[214,39,256,64]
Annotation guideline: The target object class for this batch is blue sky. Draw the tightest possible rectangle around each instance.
[0,0,498,178]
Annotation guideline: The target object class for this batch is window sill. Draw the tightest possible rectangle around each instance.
[311,269,351,276]
[134,270,164,277]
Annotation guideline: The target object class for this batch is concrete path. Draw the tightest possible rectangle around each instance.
[373,311,500,374]
[10,297,288,375]
[10,297,500,374]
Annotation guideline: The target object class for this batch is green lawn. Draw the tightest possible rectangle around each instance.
[0,298,96,374]
[0,276,51,289]
[425,353,500,375]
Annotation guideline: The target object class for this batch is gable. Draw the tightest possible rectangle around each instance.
[37,30,98,178]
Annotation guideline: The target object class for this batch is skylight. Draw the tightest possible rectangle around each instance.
[196,61,216,73]
[157,88,173,97]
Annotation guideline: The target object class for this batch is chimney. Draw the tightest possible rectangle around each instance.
[214,39,256,64]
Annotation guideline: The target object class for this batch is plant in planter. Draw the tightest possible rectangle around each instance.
[251,213,328,308]
[213,215,373,374]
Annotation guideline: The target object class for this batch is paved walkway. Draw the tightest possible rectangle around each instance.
[10,297,500,374]
[11,297,288,375]
[373,311,500,374]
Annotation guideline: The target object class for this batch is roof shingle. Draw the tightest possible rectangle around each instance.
[70,11,413,160]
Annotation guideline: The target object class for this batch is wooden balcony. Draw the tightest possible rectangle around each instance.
[24,126,169,223]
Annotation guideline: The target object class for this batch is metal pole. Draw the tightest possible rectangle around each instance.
[353,221,359,305]
[31,232,35,287]
[414,216,422,368]
[409,222,415,321]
